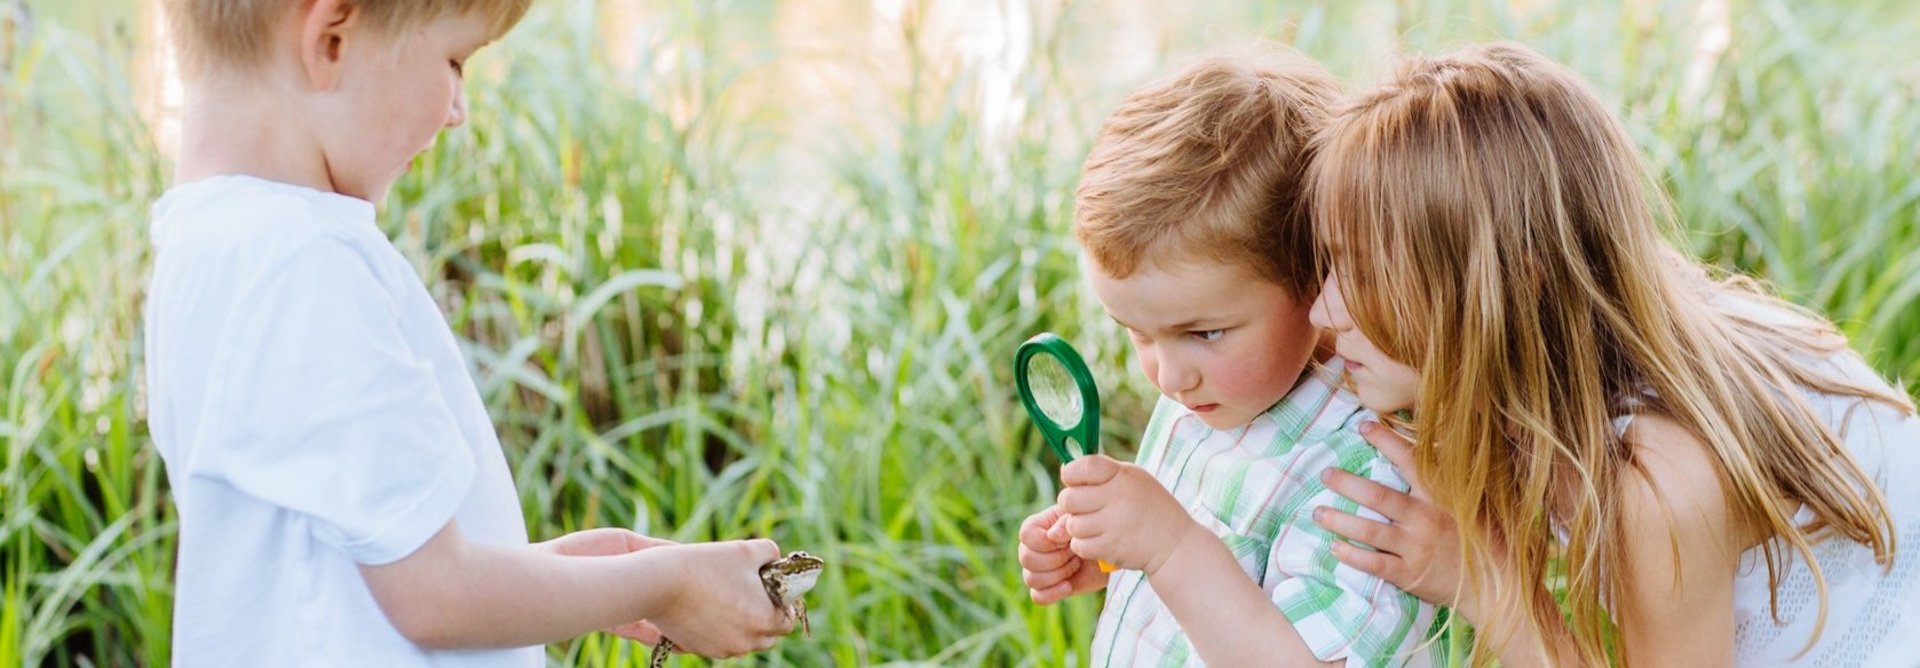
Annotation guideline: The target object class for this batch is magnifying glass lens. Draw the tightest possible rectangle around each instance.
[1024,352,1083,427]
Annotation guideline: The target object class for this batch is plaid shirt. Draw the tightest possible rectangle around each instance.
[1089,358,1448,667]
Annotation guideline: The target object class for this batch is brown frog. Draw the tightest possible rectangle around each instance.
[648,551,825,667]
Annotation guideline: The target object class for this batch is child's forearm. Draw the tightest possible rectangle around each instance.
[359,522,684,649]
[1145,524,1340,668]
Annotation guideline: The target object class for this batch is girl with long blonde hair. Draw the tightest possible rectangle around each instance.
[1304,42,1920,666]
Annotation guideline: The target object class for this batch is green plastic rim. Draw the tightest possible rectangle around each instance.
[1014,332,1101,463]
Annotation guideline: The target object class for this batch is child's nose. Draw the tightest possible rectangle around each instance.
[1155,356,1200,395]
[1308,290,1333,329]
[1309,275,1347,330]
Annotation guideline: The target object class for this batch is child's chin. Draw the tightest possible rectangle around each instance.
[1193,410,1250,431]
[1353,389,1410,416]
[358,182,397,206]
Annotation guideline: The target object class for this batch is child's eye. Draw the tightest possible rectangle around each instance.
[1192,329,1225,342]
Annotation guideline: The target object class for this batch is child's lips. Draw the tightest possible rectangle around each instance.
[1189,403,1219,413]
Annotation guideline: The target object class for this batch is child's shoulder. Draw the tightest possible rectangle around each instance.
[152,176,390,279]
[153,176,376,255]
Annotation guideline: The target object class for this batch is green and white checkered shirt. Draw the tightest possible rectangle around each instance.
[1089,357,1448,667]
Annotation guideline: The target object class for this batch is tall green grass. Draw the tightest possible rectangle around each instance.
[3,0,1917,665]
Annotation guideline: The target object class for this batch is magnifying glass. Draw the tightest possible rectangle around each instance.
[1014,332,1115,572]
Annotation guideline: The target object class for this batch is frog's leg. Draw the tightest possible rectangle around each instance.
[649,638,674,668]
[796,599,810,637]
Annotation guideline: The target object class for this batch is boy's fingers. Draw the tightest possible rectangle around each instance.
[1021,505,1064,531]
[749,605,795,638]
[1057,510,1106,541]
[1019,542,1075,572]
[744,538,783,563]
[1057,486,1106,515]
[1030,581,1074,605]
[1061,454,1122,487]
[1046,518,1069,543]
[1022,562,1073,590]
[1067,535,1109,562]
[1020,507,1066,547]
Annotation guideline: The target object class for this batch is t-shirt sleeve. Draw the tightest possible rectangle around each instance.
[198,234,475,565]
[1267,429,1440,666]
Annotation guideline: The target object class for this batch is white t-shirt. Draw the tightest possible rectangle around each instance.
[1612,297,1920,666]
[144,175,538,666]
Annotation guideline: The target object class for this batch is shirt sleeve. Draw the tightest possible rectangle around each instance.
[1268,428,1441,666]
[198,234,475,565]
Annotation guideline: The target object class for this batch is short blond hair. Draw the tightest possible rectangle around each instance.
[1073,51,1341,298]
[163,0,532,76]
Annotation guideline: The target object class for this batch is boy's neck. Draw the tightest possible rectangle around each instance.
[173,74,335,195]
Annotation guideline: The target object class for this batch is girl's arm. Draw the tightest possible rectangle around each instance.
[1612,414,1741,666]
[1316,418,1742,666]
[358,522,794,655]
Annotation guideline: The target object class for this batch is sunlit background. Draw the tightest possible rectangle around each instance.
[4,0,1918,665]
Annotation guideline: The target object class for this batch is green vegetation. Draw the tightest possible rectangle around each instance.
[3,0,1915,665]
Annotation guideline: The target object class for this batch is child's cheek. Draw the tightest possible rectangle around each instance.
[1218,344,1287,404]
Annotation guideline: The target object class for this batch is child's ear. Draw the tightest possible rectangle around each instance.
[298,0,359,90]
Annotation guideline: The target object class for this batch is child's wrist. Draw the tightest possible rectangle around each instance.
[635,545,688,611]
[1143,520,1208,578]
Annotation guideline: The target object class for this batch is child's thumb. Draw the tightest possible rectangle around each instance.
[1046,514,1072,543]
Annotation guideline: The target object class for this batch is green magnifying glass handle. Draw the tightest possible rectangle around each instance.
[1014,333,1101,461]
[1014,332,1114,573]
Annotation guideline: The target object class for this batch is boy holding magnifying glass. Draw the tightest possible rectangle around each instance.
[1015,51,1445,667]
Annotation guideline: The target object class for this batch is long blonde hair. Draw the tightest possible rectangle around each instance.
[1310,42,1911,664]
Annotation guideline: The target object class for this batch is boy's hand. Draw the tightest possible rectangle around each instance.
[535,528,677,642]
[1053,455,1202,576]
[648,539,795,658]
[1018,505,1108,604]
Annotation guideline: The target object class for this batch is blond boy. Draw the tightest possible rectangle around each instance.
[145,1,792,664]
[1016,54,1445,666]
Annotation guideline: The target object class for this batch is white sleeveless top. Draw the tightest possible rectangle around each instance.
[1613,342,1920,665]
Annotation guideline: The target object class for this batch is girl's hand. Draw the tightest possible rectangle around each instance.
[535,528,677,642]
[1313,422,1475,611]
[1052,455,1203,575]
[1018,505,1108,604]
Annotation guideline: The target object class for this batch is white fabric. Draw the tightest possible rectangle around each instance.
[1615,298,1920,667]
[145,175,537,667]
[1725,349,1920,667]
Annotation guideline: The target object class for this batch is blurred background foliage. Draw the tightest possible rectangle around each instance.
[3,0,1917,664]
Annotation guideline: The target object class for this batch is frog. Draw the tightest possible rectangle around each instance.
[648,551,825,668]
